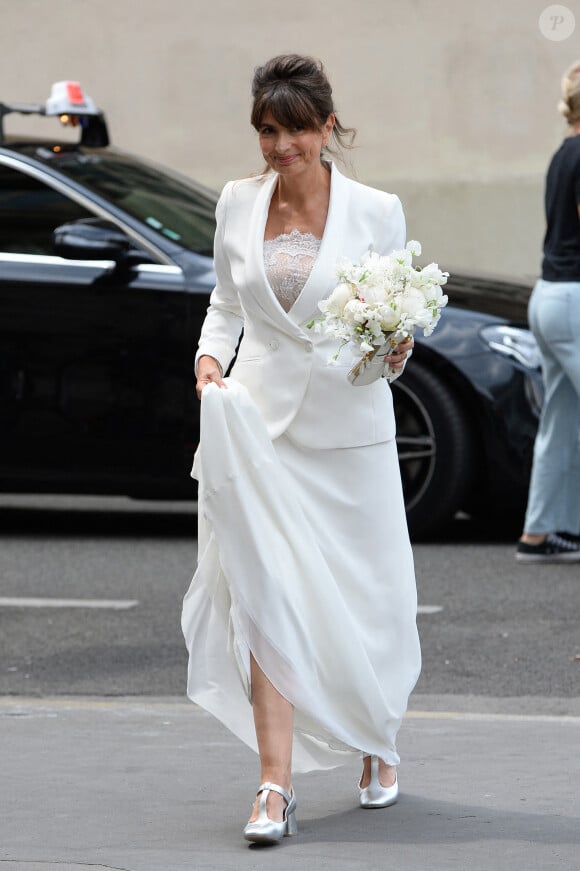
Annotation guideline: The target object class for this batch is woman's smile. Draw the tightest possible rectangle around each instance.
[258,109,332,176]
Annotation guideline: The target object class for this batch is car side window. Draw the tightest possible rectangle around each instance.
[0,163,97,256]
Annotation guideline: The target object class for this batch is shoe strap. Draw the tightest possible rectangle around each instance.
[256,781,292,805]
[364,755,398,787]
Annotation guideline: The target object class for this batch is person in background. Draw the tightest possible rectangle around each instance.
[517,60,580,563]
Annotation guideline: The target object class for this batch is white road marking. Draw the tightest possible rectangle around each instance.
[0,697,578,724]
[417,605,443,614]
[0,597,138,610]
[1,597,433,613]
[0,493,196,512]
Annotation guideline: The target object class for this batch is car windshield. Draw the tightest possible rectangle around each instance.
[39,148,218,256]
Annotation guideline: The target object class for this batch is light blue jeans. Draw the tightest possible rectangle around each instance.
[524,279,580,535]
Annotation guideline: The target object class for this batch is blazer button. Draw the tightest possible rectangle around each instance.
[268,339,280,351]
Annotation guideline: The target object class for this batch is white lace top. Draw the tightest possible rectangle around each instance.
[264,229,322,312]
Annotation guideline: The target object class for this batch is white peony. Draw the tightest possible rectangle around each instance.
[321,282,355,317]
[377,302,401,332]
[342,298,368,326]
[360,283,389,305]
[401,286,424,312]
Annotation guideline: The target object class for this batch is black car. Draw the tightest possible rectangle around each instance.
[394,274,542,536]
[0,83,542,538]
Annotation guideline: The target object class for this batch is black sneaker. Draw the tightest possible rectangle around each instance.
[516,532,580,563]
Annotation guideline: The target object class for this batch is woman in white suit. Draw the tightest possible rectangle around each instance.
[182,54,421,844]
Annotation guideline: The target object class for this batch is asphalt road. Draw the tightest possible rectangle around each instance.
[1,495,579,871]
[0,494,579,701]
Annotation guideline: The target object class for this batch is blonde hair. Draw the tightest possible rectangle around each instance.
[558,60,580,125]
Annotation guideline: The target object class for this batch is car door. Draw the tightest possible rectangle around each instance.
[0,157,193,493]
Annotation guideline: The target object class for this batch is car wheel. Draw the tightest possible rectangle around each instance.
[392,362,475,539]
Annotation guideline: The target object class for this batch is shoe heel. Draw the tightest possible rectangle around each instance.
[243,782,297,844]
[285,808,298,837]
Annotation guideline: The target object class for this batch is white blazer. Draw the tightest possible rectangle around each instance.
[196,162,406,449]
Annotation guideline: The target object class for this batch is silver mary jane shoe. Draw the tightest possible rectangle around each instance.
[243,782,298,844]
[359,755,399,809]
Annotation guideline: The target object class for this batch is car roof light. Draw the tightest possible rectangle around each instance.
[0,81,109,147]
[45,81,98,117]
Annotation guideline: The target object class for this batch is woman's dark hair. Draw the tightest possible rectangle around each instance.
[250,54,356,160]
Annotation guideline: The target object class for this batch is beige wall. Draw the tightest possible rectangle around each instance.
[2,0,579,279]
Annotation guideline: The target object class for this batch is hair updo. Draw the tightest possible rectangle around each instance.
[557,60,580,125]
[250,54,355,160]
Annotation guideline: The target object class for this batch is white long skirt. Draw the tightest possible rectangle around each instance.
[181,380,421,772]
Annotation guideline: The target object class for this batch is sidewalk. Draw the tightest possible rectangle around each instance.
[1,695,578,871]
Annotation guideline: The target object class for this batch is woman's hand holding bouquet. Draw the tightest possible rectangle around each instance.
[309,242,449,385]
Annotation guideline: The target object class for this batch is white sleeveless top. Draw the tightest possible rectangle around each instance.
[264,229,322,312]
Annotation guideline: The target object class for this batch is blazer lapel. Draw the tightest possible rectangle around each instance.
[244,162,352,333]
[288,162,351,327]
[244,172,302,337]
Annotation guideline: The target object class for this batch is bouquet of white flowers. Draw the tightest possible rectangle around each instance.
[309,241,449,386]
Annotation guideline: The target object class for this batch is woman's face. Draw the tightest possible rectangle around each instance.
[258,110,335,176]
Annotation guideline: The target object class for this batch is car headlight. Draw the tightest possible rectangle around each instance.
[480,325,541,370]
